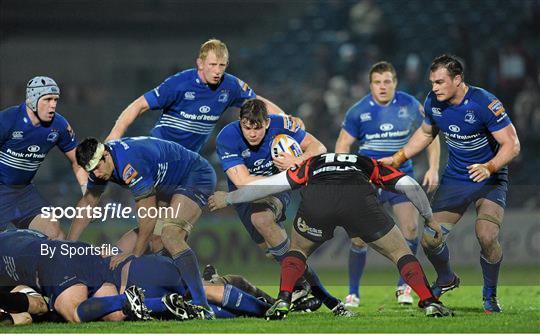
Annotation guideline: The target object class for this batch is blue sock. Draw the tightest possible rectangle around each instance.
[172,248,210,309]
[76,295,126,322]
[348,244,368,296]
[480,254,502,297]
[397,238,419,286]
[210,303,237,318]
[267,238,290,263]
[424,242,454,284]
[304,266,340,309]
[221,284,270,317]
[144,297,168,313]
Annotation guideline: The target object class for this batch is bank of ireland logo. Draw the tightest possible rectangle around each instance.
[464,111,476,124]
[380,123,394,131]
[199,105,211,114]
[449,125,460,132]
[27,145,40,152]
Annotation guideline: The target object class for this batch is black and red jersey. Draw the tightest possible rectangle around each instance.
[286,153,405,191]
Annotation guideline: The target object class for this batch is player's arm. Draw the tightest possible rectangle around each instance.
[380,122,438,167]
[132,195,157,256]
[335,129,356,153]
[67,187,103,240]
[258,95,305,130]
[225,164,267,187]
[273,133,326,171]
[209,171,292,211]
[467,124,520,182]
[422,134,441,192]
[105,96,150,141]
[64,148,89,194]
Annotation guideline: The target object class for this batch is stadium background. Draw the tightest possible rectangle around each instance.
[1,0,539,286]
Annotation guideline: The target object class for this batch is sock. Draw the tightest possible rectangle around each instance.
[304,265,340,309]
[267,238,290,263]
[423,242,454,284]
[221,284,270,317]
[144,297,168,313]
[397,254,434,304]
[223,274,275,304]
[172,248,210,309]
[279,251,307,298]
[480,254,502,297]
[348,244,368,296]
[397,238,419,286]
[210,303,237,318]
[76,295,126,322]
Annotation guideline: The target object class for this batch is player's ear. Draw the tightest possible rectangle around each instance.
[265,118,271,129]
[196,57,203,70]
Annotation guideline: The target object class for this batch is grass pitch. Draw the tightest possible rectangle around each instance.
[4,267,540,333]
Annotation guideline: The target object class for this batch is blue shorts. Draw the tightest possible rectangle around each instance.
[38,241,114,308]
[158,157,217,208]
[432,175,508,214]
[124,254,187,298]
[378,168,414,206]
[234,191,290,244]
[0,184,50,231]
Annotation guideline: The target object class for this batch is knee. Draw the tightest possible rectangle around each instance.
[350,238,367,248]
[475,227,499,247]
[250,212,273,231]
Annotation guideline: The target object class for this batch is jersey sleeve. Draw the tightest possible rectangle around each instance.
[121,163,155,200]
[229,76,256,108]
[281,115,307,143]
[216,128,245,172]
[56,121,77,153]
[411,97,424,129]
[422,95,436,126]
[341,104,361,138]
[476,92,512,133]
[0,108,16,145]
[143,74,182,111]
[286,158,312,189]
[357,155,405,190]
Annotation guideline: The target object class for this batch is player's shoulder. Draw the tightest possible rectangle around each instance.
[163,69,196,88]
[51,111,70,126]
[0,104,22,121]
[223,73,253,94]
[216,120,241,143]
[350,94,373,111]
[268,114,299,133]
[468,86,498,104]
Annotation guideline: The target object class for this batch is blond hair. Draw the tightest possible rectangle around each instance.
[198,39,229,61]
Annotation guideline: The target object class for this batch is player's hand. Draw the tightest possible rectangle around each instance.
[425,219,443,246]
[273,152,302,171]
[109,251,133,270]
[422,168,439,193]
[208,191,229,211]
[467,163,494,182]
[290,116,305,130]
[377,156,394,166]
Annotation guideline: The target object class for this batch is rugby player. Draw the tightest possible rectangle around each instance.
[68,136,216,318]
[209,153,454,319]
[0,76,87,238]
[215,99,349,316]
[335,61,440,306]
[379,55,520,313]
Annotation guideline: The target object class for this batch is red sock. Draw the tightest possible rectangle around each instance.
[397,254,434,303]
[279,251,307,293]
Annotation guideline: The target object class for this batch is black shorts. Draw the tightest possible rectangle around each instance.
[293,184,395,243]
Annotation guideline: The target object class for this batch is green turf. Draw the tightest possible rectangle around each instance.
[4,284,539,333]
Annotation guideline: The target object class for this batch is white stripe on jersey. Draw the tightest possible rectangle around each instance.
[445,135,489,151]
[0,152,41,171]
[154,163,168,187]
[159,114,214,132]
[154,122,209,135]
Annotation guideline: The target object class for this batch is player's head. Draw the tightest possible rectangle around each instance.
[26,76,60,123]
[76,137,115,180]
[429,54,465,102]
[197,38,229,85]
[239,99,270,146]
[369,61,397,105]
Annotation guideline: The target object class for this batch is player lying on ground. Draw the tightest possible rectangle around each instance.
[209,153,455,319]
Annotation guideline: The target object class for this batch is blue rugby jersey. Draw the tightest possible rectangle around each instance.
[87,136,201,199]
[144,69,256,153]
[216,115,306,185]
[0,103,76,186]
[424,86,512,182]
[341,91,422,172]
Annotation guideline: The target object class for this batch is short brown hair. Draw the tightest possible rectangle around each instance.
[198,38,229,61]
[239,99,268,128]
[430,54,464,79]
[369,61,397,83]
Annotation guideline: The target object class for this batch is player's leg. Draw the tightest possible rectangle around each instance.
[392,200,419,305]
[368,225,453,317]
[475,197,505,313]
[54,283,90,323]
[220,274,275,304]
[203,282,271,317]
[345,237,367,307]
[249,195,289,260]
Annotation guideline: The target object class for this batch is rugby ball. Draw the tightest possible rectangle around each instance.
[271,134,303,159]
